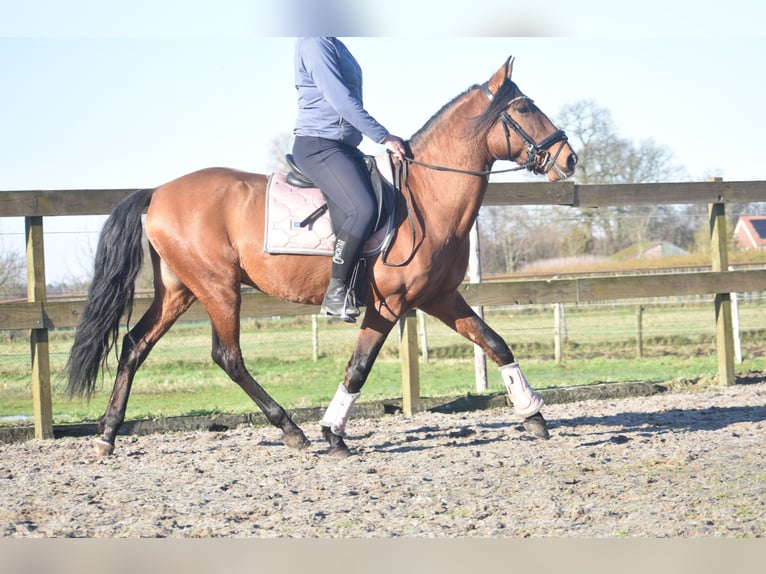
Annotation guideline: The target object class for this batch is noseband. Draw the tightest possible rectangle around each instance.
[481,82,570,177]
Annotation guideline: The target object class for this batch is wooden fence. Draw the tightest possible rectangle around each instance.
[2,179,765,439]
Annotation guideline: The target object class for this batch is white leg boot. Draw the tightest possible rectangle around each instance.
[500,362,544,417]
[321,382,360,437]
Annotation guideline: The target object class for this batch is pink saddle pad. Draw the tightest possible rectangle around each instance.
[264,172,336,255]
[264,157,394,257]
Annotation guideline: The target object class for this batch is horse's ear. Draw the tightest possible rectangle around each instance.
[505,56,515,79]
[487,56,515,93]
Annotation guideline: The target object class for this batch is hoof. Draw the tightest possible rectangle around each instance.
[93,438,115,457]
[523,412,550,440]
[329,445,352,458]
[321,425,352,458]
[282,431,311,450]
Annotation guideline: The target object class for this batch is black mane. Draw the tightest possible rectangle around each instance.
[473,79,521,134]
[408,79,521,147]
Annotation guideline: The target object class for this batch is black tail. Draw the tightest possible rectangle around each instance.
[66,188,154,399]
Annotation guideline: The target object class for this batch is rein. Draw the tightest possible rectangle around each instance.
[402,156,525,177]
[381,157,417,267]
[381,150,519,268]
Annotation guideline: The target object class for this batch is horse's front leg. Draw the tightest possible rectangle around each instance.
[420,292,549,439]
[320,314,396,457]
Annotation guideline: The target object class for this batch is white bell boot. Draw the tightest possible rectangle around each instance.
[320,382,361,437]
[499,362,544,417]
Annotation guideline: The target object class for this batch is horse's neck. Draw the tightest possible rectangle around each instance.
[417,167,488,240]
[409,96,492,239]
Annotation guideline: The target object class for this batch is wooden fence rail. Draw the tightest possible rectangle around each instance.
[2,179,765,439]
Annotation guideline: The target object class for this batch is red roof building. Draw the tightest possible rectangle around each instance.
[734,216,766,250]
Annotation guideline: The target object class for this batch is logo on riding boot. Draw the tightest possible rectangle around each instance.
[333,239,346,264]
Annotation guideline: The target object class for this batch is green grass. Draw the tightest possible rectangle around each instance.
[1,299,765,425]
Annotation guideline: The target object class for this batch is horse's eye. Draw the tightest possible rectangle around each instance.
[516,104,530,114]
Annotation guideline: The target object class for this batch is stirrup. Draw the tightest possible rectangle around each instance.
[320,280,359,323]
[320,305,358,324]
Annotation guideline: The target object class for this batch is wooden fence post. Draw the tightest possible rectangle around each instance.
[399,311,421,416]
[417,310,429,363]
[25,216,53,439]
[311,314,319,361]
[709,196,736,386]
[636,305,644,359]
[468,220,488,391]
[730,289,742,364]
[553,303,564,365]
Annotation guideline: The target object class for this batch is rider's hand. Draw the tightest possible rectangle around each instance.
[382,135,406,161]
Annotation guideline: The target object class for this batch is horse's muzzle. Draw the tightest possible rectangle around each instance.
[566,150,578,173]
[543,142,577,181]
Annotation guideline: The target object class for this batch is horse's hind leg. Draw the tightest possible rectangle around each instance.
[420,292,549,439]
[96,285,196,456]
[206,297,309,450]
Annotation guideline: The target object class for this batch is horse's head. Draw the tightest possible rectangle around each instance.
[480,57,577,181]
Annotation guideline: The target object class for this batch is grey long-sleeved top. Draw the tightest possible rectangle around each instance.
[293,37,390,147]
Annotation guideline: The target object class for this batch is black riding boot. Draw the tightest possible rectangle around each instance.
[321,233,363,322]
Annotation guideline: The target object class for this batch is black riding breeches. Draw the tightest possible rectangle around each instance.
[291,136,378,242]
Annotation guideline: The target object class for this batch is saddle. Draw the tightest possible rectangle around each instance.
[264,153,397,309]
[284,153,390,235]
[264,153,396,258]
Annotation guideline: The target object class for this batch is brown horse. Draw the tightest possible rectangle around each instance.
[66,57,577,457]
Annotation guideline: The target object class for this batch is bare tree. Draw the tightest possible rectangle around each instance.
[478,99,689,272]
[0,249,25,300]
[480,205,568,273]
[556,100,686,254]
[266,132,293,174]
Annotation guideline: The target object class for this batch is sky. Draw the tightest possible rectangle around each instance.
[1,0,765,283]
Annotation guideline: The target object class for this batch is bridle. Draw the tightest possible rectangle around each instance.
[402,80,573,179]
[382,77,574,267]
[480,81,571,179]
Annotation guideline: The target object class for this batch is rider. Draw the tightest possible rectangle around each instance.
[291,37,406,322]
